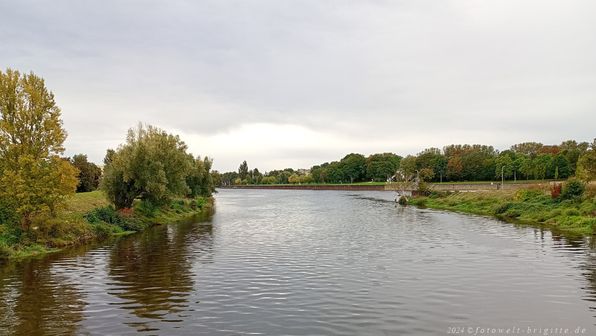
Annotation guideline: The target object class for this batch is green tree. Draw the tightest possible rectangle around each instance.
[399,155,418,177]
[495,154,514,180]
[339,153,366,183]
[221,171,239,186]
[288,173,300,184]
[71,154,102,192]
[550,154,570,179]
[310,164,327,183]
[186,156,214,197]
[415,148,446,182]
[261,176,277,184]
[238,161,249,180]
[101,124,193,209]
[366,153,401,182]
[0,69,78,230]
[325,162,344,183]
[249,168,262,184]
[532,154,552,180]
[211,170,222,187]
[104,149,116,165]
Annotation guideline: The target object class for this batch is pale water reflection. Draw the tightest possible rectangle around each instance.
[0,189,595,335]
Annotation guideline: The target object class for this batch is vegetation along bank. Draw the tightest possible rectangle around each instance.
[410,180,596,236]
[0,68,215,259]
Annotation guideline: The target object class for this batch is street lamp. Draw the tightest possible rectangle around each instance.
[501,165,504,189]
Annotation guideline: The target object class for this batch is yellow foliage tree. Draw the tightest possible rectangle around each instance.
[0,69,78,230]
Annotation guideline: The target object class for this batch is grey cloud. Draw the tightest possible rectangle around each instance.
[1,0,594,169]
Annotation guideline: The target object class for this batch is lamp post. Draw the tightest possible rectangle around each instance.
[501,165,505,189]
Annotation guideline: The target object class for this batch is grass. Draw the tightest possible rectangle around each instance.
[0,191,214,260]
[409,188,596,236]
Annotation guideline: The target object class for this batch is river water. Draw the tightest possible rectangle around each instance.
[1,189,595,335]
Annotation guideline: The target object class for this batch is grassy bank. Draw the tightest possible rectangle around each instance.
[410,189,596,236]
[0,191,214,260]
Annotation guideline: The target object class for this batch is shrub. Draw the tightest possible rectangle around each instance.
[561,179,585,200]
[564,208,581,216]
[85,206,122,225]
[136,199,160,217]
[84,206,144,232]
[397,196,408,205]
[550,183,562,199]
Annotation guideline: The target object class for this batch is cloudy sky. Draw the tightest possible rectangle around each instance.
[2,0,595,172]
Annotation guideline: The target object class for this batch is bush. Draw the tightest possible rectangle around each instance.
[514,189,544,202]
[561,179,585,200]
[550,183,562,199]
[85,206,122,225]
[0,223,21,245]
[84,206,145,232]
[136,199,160,217]
[397,196,408,205]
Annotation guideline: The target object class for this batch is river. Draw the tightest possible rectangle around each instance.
[1,189,595,335]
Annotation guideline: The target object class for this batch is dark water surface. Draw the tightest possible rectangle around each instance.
[1,189,595,335]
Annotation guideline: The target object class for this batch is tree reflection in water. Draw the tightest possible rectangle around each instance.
[107,219,213,331]
[0,255,86,336]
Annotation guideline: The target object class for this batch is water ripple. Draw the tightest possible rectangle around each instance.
[0,189,595,335]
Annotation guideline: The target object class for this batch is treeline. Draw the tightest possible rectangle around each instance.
[0,68,214,240]
[219,141,596,185]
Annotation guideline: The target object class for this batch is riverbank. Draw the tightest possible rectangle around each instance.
[222,180,565,192]
[0,191,214,260]
[409,190,596,236]
[222,184,386,191]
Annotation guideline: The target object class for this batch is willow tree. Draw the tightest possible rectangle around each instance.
[0,69,78,230]
[101,124,193,209]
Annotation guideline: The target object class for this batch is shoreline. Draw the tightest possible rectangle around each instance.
[0,193,215,261]
[409,191,595,237]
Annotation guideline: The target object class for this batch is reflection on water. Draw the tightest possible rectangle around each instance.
[0,190,595,335]
[0,256,86,336]
[108,221,213,331]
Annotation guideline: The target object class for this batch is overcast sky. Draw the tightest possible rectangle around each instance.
[2,0,595,172]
